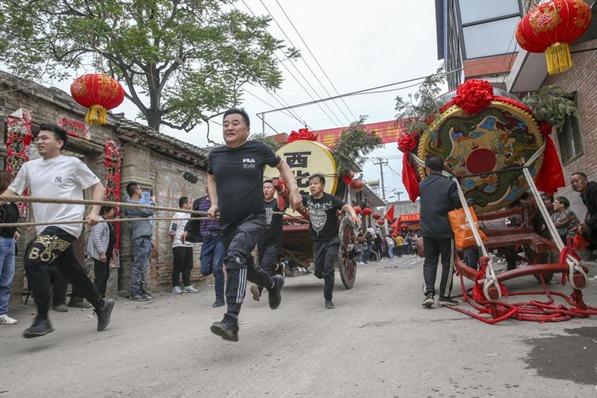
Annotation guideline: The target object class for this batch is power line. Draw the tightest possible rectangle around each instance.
[244,89,305,128]
[265,0,353,124]
[259,0,348,125]
[240,0,342,127]
[274,0,358,121]
[259,68,463,115]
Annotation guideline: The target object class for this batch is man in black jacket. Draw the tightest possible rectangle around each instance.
[419,155,461,308]
[570,172,597,249]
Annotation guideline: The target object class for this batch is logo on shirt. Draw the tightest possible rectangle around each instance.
[243,158,256,169]
[54,176,62,183]
[307,199,334,235]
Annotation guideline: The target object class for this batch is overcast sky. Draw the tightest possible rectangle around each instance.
[184,0,445,201]
[18,0,445,202]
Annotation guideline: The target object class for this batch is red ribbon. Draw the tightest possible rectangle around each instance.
[534,121,565,194]
[287,128,317,143]
[397,133,420,202]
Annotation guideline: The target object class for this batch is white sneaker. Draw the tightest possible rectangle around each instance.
[183,285,199,294]
[171,286,183,294]
[0,314,17,325]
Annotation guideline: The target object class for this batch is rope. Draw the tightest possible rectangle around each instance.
[0,217,213,228]
[0,195,209,215]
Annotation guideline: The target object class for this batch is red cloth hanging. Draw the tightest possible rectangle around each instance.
[535,122,565,194]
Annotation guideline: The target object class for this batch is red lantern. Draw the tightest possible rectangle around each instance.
[70,74,126,125]
[373,213,381,220]
[353,206,362,215]
[362,207,372,216]
[377,219,385,226]
[350,179,364,191]
[516,0,592,74]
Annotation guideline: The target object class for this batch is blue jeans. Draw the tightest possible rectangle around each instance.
[131,237,152,295]
[200,235,225,301]
[0,237,16,315]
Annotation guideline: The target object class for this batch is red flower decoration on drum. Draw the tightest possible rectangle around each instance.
[453,79,494,115]
[287,128,317,143]
[398,133,417,154]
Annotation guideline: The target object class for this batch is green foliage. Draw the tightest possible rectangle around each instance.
[395,64,446,134]
[333,116,383,177]
[251,132,280,152]
[521,85,578,131]
[0,0,296,132]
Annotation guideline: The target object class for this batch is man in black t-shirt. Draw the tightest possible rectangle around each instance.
[302,174,360,309]
[207,108,301,341]
[251,179,285,301]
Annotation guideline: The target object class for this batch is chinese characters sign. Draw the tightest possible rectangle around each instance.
[264,140,338,197]
[313,120,405,149]
[104,140,121,268]
[57,116,90,140]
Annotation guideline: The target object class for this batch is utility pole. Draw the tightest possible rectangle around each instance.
[372,158,388,200]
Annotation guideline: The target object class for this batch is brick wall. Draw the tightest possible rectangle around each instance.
[542,39,597,220]
[0,71,209,302]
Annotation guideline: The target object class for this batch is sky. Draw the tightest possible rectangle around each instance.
[9,0,445,202]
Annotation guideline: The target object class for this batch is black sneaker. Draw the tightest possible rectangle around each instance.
[210,315,239,342]
[141,290,153,299]
[438,296,459,306]
[268,275,284,310]
[325,300,335,309]
[422,293,434,308]
[131,293,148,301]
[95,298,115,331]
[23,318,54,338]
[212,299,225,308]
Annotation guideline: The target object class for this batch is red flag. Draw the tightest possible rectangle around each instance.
[384,205,395,222]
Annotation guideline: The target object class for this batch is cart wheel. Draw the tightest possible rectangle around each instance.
[525,248,554,284]
[338,215,357,289]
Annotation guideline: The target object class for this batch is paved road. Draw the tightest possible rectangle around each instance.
[1,256,596,397]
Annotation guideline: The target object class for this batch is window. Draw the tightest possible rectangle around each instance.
[558,114,583,165]
[459,0,520,24]
[462,17,521,59]
[458,0,522,59]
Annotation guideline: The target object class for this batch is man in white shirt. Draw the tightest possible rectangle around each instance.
[170,196,197,294]
[0,124,114,338]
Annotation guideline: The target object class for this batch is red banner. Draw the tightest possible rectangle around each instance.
[313,120,405,149]
[57,116,90,140]
[5,110,32,217]
[104,140,122,268]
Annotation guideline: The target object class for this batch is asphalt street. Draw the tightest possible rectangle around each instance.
[0,255,596,397]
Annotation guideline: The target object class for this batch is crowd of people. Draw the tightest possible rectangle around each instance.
[1,110,596,341]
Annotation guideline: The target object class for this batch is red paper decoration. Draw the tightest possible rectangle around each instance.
[342,171,355,185]
[516,0,592,74]
[362,207,372,216]
[353,206,362,215]
[372,213,381,220]
[70,74,125,125]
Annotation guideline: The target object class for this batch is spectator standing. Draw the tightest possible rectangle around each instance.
[183,184,225,308]
[170,197,197,294]
[87,206,116,298]
[0,171,19,325]
[394,235,404,257]
[123,182,155,301]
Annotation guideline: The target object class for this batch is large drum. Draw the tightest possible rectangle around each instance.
[416,88,544,213]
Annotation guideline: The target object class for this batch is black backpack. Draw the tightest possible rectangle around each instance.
[184,196,206,243]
